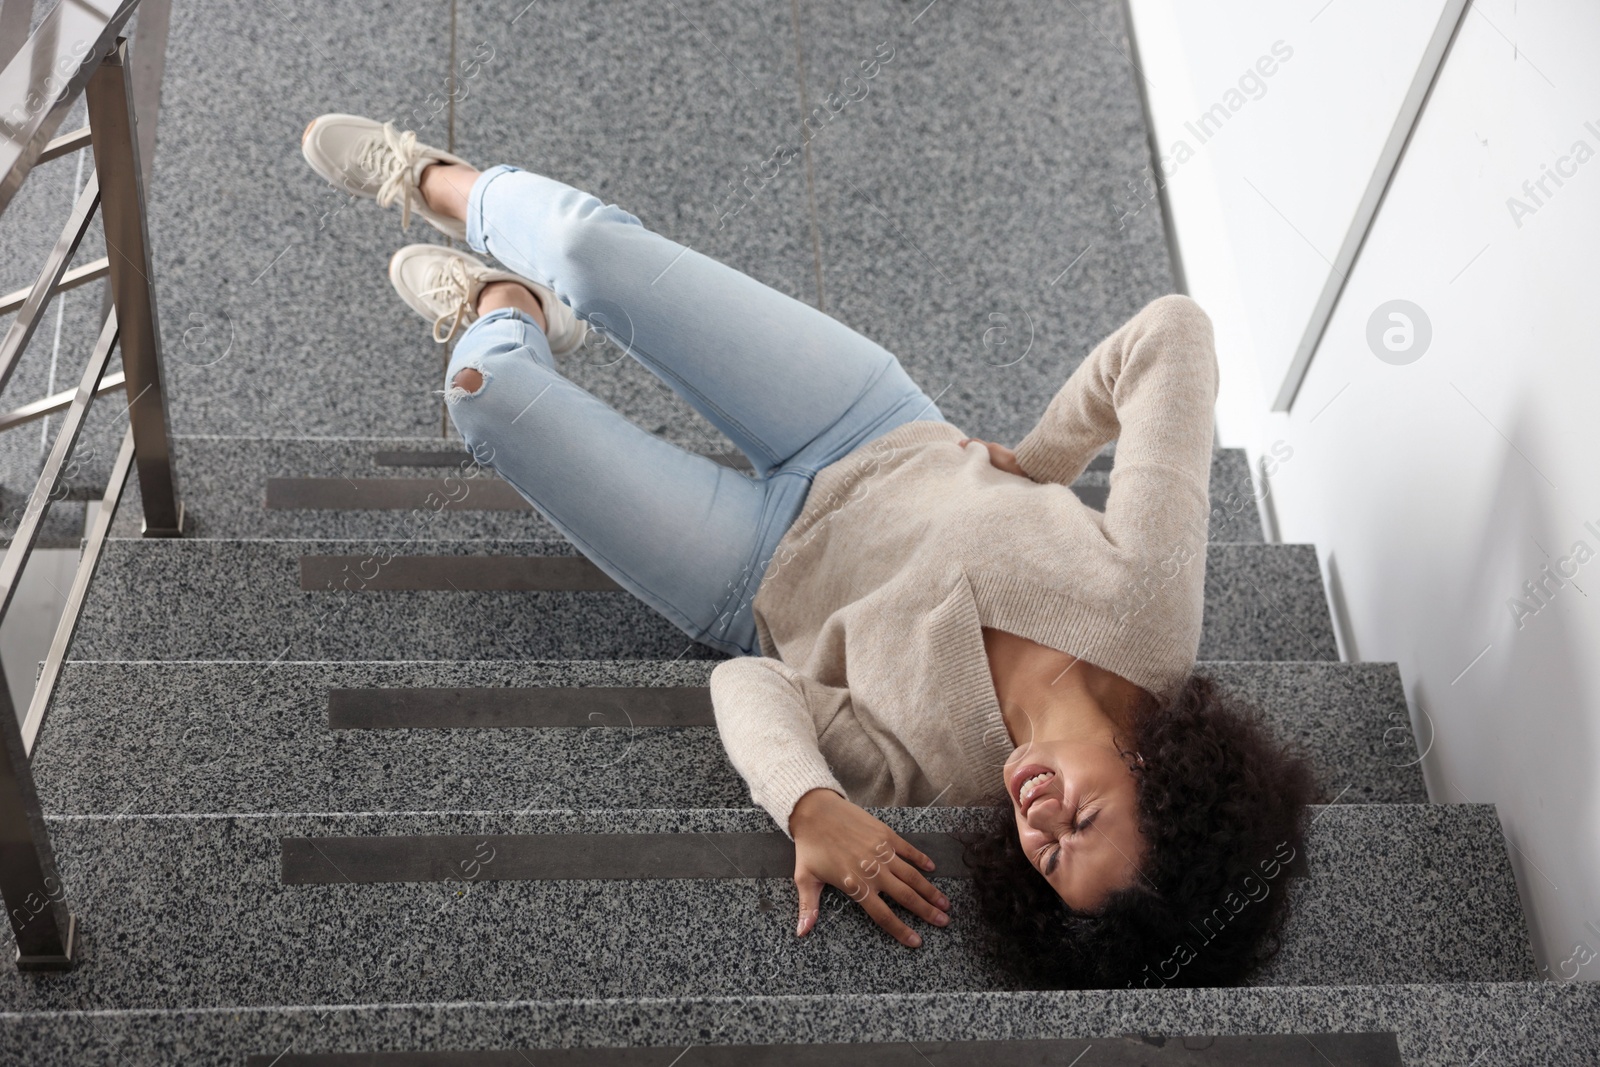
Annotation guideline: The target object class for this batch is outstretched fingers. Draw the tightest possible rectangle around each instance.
[881,873,949,931]
[891,835,937,873]
[890,856,950,915]
[860,891,924,948]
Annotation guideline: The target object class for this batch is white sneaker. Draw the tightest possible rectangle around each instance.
[301,113,473,239]
[388,244,588,353]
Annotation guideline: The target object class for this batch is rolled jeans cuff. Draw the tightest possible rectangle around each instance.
[465,163,525,256]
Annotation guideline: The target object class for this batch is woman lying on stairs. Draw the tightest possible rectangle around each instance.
[301,113,1319,990]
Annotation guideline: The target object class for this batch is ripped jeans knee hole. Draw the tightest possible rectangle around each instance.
[446,366,489,403]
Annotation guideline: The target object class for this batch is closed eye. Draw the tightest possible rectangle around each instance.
[1041,810,1096,876]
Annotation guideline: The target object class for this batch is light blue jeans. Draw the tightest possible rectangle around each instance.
[445,165,948,656]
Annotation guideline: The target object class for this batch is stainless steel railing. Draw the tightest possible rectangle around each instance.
[0,0,182,971]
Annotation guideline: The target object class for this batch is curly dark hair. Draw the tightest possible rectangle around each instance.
[961,670,1321,989]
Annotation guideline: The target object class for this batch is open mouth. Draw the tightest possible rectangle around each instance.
[1009,764,1057,815]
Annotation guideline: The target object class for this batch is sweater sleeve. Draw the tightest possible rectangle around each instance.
[1012,294,1218,560]
[708,656,850,838]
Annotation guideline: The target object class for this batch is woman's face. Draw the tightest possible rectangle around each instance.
[1003,738,1148,911]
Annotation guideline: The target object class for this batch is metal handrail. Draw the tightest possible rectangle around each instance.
[34,124,94,166]
[0,371,124,432]
[21,427,135,755]
[0,171,102,397]
[0,253,110,317]
[0,0,182,972]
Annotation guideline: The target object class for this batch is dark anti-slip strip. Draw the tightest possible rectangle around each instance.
[268,477,532,511]
[299,555,623,592]
[246,1033,1403,1066]
[281,832,972,884]
[328,686,714,729]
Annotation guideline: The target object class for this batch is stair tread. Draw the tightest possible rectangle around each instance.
[1,982,1596,1067]
[32,661,1426,818]
[0,804,1534,1014]
[110,437,1265,543]
[72,539,1336,663]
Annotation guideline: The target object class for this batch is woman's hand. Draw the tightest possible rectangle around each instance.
[789,787,950,947]
[959,437,1028,479]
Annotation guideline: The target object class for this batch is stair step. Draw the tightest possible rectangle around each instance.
[234,1033,1407,1065]
[71,539,1332,663]
[4,981,1596,1067]
[32,661,1424,818]
[0,804,1534,1014]
[113,436,1264,542]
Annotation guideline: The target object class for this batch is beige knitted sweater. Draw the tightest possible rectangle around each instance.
[709,294,1219,835]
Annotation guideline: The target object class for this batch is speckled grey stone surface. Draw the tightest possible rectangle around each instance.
[1256,805,1533,986]
[1209,448,1263,543]
[69,538,1332,662]
[0,804,1532,1015]
[141,0,827,445]
[142,0,455,438]
[798,0,1177,446]
[72,536,716,662]
[111,436,1263,542]
[3,982,1595,1067]
[31,660,1421,818]
[1199,662,1425,803]
[36,660,744,817]
[1201,544,1338,661]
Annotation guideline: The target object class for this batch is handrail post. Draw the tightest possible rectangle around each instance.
[84,35,183,537]
[0,660,75,969]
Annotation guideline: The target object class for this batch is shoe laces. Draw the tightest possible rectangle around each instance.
[417,255,480,344]
[356,122,426,231]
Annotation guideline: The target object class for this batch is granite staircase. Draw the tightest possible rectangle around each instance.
[5,433,1596,1064]
[4,0,1598,1064]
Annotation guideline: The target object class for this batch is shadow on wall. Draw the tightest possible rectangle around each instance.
[1411,395,1598,981]
[1323,551,1359,662]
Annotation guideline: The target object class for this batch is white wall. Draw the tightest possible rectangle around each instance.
[1128,0,1600,979]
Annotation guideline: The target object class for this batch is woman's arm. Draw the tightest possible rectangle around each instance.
[709,658,950,947]
[1011,294,1219,556]
[708,656,848,835]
